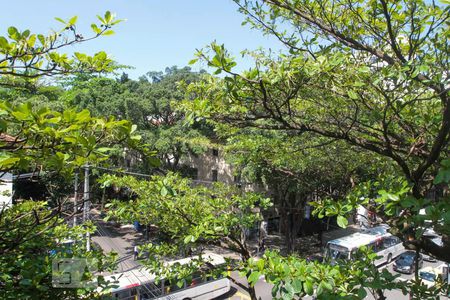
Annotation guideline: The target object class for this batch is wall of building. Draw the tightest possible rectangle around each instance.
[0,172,13,207]
[183,148,235,185]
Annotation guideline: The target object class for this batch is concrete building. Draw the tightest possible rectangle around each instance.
[182,147,267,195]
[183,148,236,185]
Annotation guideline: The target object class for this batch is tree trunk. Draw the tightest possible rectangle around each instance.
[375,289,386,300]
[100,188,105,211]
[285,212,294,253]
[248,285,258,300]
[280,192,306,254]
[258,218,268,255]
[235,241,259,300]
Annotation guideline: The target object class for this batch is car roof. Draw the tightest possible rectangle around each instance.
[328,225,391,250]
[419,266,438,274]
[101,252,226,292]
[399,251,416,256]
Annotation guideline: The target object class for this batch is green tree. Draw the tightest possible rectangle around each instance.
[184,0,450,263]
[0,201,118,300]
[66,66,211,172]
[243,248,409,300]
[0,12,120,80]
[224,130,388,252]
[135,66,211,171]
[0,12,150,299]
[100,172,272,300]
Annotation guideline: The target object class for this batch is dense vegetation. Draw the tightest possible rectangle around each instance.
[0,1,449,299]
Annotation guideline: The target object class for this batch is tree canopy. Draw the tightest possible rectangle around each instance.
[0,12,148,299]
[184,0,450,263]
[100,172,271,300]
[65,66,212,172]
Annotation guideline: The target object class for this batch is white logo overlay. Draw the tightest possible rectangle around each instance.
[52,258,98,288]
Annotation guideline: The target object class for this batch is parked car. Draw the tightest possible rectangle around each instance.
[422,254,437,263]
[422,236,442,262]
[393,251,423,274]
[419,264,447,288]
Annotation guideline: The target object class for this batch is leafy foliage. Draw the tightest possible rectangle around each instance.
[0,12,146,299]
[0,102,143,174]
[65,66,211,171]
[101,172,271,256]
[182,0,450,264]
[243,248,405,300]
[100,172,271,298]
[0,201,118,299]
[0,11,123,80]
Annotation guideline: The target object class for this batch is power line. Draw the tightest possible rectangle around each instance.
[93,166,152,178]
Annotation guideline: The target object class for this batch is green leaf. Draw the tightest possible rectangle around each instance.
[337,215,348,228]
[316,282,324,295]
[257,258,265,271]
[160,186,168,196]
[304,280,314,295]
[292,278,303,293]
[183,235,194,244]
[353,81,365,87]
[105,11,112,23]
[0,37,8,49]
[91,24,101,35]
[19,279,32,286]
[28,34,36,47]
[0,156,20,168]
[76,110,91,122]
[96,147,114,153]
[0,119,6,132]
[248,271,261,285]
[283,282,295,298]
[188,58,198,65]
[176,279,184,288]
[7,27,18,37]
[321,281,332,291]
[347,90,358,99]
[358,288,367,298]
[68,16,78,25]
[400,197,417,208]
[54,17,66,24]
[146,156,161,167]
[358,66,371,73]
[97,15,106,24]
[37,34,45,45]
[102,30,115,36]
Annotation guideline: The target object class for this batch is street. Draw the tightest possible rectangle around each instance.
[90,217,447,300]
[91,211,143,273]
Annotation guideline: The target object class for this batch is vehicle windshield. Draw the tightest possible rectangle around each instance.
[396,255,414,266]
[327,247,349,260]
[419,272,436,282]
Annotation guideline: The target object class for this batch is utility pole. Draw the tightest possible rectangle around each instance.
[73,172,78,226]
[83,165,91,251]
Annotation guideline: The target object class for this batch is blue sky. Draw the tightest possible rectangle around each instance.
[0,0,283,79]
